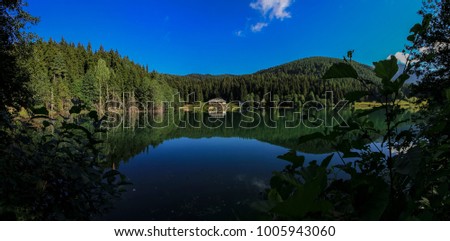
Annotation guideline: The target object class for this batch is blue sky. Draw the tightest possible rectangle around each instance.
[26,0,423,75]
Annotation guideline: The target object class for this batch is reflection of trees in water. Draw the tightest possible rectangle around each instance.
[104,110,410,167]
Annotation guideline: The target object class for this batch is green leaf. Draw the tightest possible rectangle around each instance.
[374,57,399,82]
[270,175,331,218]
[421,14,433,31]
[393,73,410,92]
[397,73,410,83]
[320,154,334,168]
[344,91,369,102]
[336,140,360,158]
[407,34,416,42]
[323,63,359,80]
[394,146,421,176]
[395,130,414,143]
[270,186,315,218]
[276,172,302,187]
[268,189,283,202]
[277,150,305,168]
[410,23,422,34]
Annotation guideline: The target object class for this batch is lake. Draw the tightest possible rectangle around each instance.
[99,110,405,220]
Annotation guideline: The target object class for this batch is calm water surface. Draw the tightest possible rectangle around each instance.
[100,111,404,220]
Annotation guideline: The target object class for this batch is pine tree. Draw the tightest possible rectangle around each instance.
[94,58,111,115]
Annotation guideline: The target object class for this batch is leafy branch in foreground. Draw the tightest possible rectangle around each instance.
[255,2,449,220]
[0,104,130,220]
[256,46,449,220]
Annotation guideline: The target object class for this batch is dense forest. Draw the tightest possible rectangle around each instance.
[24,39,174,114]
[25,40,383,112]
[163,57,380,104]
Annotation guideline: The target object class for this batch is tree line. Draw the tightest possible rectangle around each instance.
[162,57,381,105]
[24,38,389,112]
[24,39,174,114]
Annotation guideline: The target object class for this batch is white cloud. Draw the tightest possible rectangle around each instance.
[388,52,421,64]
[234,30,245,37]
[234,0,294,36]
[389,42,449,63]
[251,22,268,32]
[250,0,293,20]
[389,52,409,64]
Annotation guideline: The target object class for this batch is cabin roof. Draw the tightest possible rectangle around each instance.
[208,98,226,103]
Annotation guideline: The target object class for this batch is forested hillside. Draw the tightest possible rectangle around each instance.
[24,39,390,112]
[24,37,384,111]
[163,57,380,104]
[24,39,174,113]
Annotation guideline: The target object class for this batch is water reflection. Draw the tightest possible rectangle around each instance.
[100,110,411,220]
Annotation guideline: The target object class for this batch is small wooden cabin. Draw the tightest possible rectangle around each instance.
[207,98,227,115]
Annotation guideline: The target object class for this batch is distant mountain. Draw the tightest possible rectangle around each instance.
[162,56,380,102]
[257,57,422,84]
[167,57,377,80]
[183,73,237,80]
[255,57,377,80]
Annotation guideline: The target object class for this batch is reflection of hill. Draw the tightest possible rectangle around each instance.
[104,124,177,164]
[104,111,409,165]
[165,123,336,154]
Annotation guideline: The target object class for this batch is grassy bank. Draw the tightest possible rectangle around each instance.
[354,98,425,111]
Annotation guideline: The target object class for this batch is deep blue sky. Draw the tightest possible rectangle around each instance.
[26,0,423,75]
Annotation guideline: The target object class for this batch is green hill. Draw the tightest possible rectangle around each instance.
[163,57,378,103]
[256,56,376,78]
[25,38,379,110]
